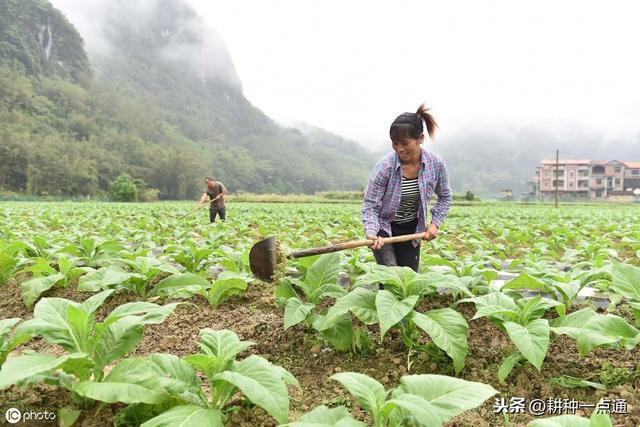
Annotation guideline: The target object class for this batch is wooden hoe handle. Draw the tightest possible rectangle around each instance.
[289,232,427,258]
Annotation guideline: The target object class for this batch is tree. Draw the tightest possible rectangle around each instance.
[109,173,138,202]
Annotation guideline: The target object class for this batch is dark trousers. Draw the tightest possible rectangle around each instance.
[372,218,420,272]
[209,206,226,222]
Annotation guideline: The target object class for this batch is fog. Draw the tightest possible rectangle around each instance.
[50,0,640,196]
[52,0,240,86]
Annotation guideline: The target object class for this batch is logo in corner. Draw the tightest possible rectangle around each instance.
[5,407,21,424]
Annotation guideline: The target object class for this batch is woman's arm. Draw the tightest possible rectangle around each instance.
[430,158,452,228]
[362,161,389,238]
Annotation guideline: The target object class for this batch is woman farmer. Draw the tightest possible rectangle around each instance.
[362,103,452,272]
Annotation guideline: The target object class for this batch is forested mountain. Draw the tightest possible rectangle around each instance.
[0,0,377,199]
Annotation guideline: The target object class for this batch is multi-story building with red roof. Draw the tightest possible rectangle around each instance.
[530,159,640,201]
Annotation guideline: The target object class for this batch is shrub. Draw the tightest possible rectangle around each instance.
[109,173,138,202]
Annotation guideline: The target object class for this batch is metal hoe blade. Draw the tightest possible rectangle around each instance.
[249,236,278,282]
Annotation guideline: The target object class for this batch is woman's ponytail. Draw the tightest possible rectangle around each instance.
[416,103,438,139]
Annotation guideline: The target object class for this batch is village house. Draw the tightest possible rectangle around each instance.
[529,159,640,202]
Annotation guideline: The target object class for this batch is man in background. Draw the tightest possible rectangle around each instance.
[199,177,228,222]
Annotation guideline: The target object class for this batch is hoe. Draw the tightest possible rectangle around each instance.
[249,233,426,282]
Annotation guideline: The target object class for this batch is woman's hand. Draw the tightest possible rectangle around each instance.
[423,223,439,241]
[367,235,384,250]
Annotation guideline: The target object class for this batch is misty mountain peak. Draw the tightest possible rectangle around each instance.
[98,0,240,87]
[0,0,90,83]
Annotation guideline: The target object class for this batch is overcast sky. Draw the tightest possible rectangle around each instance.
[185,0,640,147]
[52,0,640,148]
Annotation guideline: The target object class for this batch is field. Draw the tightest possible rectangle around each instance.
[0,201,639,427]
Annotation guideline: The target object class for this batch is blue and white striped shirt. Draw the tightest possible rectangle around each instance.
[393,176,420,223]
[361,147,452,245]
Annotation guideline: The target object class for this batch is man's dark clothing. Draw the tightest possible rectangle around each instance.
[209,206,226,222]
[205,181,227,222]
[205,182,227,209]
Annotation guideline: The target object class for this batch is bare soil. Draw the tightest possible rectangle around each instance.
[1,280,638,427]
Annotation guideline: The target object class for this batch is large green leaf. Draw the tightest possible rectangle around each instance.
[0,318,32,365]
[498,352,525,384]
[305,253,341,291]
[146,353,203,404]
[516,296,562,323]
[93,316,145,370]
[21,272,65,307]
[386,393,442,427]
[344,288,378,324]
[354,264,404,288]
[92,302,178,369]
[141,405,223,427]
[503,319,549,370]
[17,290,114,354]
[80,289,115,316]
[549,308,596,335]
[355,265,421,298]
[589,406,614,427]
[473,304,519,320]
[460,292,519,309]
[460,292,518,323]
[314,313,353,351]
[309,283,347,304]
[411,309,468,372]
[551,281,581,308]
[77,266,135,292]
[183,354,215,378]
[375,290,418,339]
[401,270,439,298]
[0,352,89,389]
[207,278,248,308]
[0,318,21,342]
[107,301,177,319]
[152,272,211,296]
[74,358,168,404]
[219,355,294,424]
[19,300,85,352]
[611,262,640,301]
[0,252,18,285]
[422,272,473,298]
[549,375,605,390]
[57,257,83,279]
[330,372,387,421]
[293,255,320,275]
[420,255,458,271]
[551,309,639,356]
[58,406,81,427]
[186,329,254,376]
[317,288,377,330]
[288,405,365,427]
[198,328,254,360]
[502,273,549,291]
[576,314,639,354]
[23,257,57,275]
[275,279,299,305]
[395,374,498,423]
[284,298,315,329]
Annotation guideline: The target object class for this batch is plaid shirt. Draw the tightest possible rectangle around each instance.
[362,147,452,244]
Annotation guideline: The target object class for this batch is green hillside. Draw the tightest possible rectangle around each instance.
[0,0,377,199]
